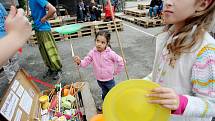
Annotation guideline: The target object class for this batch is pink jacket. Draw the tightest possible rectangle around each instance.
[80,47,124,81]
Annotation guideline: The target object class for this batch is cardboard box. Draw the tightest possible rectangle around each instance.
[0,69,41,121]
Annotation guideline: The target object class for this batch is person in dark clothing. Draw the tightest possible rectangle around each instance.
[77,0,86,22]
[149,0,163,18]
[89,1,97,21]
[84,5,91,22]
[89,0,101,21]
[95,4,102,21]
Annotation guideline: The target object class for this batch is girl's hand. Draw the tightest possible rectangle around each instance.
[148,87,179,110]
[74,56,81,65]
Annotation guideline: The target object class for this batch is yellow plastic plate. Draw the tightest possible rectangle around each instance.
[103,79,170,121]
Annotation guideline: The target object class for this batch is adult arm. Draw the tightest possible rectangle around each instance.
[36,0,56,23]
[0,6,31,67]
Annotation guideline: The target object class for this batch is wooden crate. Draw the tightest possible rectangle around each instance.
[28,31,37,46]
[62,17,77,25]
[42,82,97,121]
[28,31,64,46]
[48,16,77,28]
[0,68,97,121]
[28,19,124,45]
[138,4,150,10]
[134,17,163,28]
[94,19,123,32]
[52,31,64,41]
[115,14,137,24]
[68,25,95,39]
[110,22,123,31]
[124,9,147,17]
[28,37,37,46]
[49,19,62,28]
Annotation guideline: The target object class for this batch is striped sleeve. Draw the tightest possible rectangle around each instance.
[183,44,215,117]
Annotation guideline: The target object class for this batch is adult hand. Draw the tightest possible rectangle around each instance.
[5,6,32,43]
[74,56,81,65]
[147,87,179,110]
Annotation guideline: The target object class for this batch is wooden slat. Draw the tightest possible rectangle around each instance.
[28,19,124,45]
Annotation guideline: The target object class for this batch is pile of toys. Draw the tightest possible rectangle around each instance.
[39,82,86,121]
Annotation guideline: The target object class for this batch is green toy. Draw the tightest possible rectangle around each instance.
[53,24,83,35]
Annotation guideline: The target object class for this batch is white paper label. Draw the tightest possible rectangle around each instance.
[19,91,32,115]
[0,91,19,121]
[16,85,24,98]
[11,80,19,92]
[28,88,35,97]
[14,108,22,121]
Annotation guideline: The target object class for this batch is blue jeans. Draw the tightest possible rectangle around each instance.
[149,6,158,17]
[77,10,84,21]
[90,13,96,21]
[157,3,163,15]
[97,79,115,100]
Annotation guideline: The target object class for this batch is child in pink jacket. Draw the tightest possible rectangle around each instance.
[74,30,124,100]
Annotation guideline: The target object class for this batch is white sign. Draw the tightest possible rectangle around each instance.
[11,80,19,92]
[0,91,19,121]
[14,108,22,121]
[16,85,24,98]
[19,91,33,115]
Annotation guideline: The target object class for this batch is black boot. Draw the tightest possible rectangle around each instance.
[43,69,54,78]
[52,70,63,80]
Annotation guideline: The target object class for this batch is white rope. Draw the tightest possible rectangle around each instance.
[124,23,156,37]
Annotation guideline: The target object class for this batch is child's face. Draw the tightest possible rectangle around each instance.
[163,0,198,25]
[95,35,108,52]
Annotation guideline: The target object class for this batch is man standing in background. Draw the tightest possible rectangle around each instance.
[29,0,63,80]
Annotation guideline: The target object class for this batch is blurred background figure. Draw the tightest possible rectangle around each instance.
[77,0,86,22]
[149,0,163,18]
[104,0,114,22]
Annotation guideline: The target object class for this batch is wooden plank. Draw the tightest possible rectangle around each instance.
[81,82,97,121]
[48,17,77,27]
[124,8,147,17]
[134,17,163,28]
[137,2,150,10]
[115,14,136,24]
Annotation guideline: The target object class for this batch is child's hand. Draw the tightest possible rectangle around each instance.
[5,6,32,43]
[74,56,81,65]
[147,87,179,110]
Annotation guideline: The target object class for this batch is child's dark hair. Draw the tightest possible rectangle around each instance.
[95,30,111,48]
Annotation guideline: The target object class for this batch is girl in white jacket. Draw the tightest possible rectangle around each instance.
[147,0,215,121]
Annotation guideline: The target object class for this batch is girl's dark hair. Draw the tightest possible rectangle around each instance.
[95,30,111,48]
